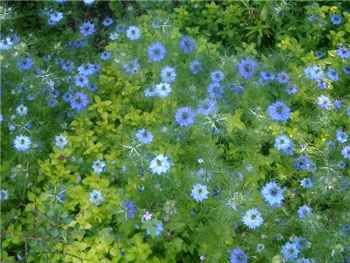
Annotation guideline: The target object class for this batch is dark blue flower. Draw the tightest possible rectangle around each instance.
[330,14,342,25]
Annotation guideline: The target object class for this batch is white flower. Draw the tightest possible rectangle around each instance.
[191,183,209,202]
[126,26,141,41]
[92,160,106,175]
[13,135,31,152]
[149,154,171,175]
[16,104,28,116]
[54,134,68,149]
[142,211,153,221]
[89,190,104,205]
[242,208,264,230]
[155,82,172,98]
[0,189,9,201]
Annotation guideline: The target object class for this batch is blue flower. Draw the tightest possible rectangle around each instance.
[317,79,328,89]
[207,82,224,99]
[14,135,32,152]
[80,21,95,37]
[189,59,202,75]
[0,189,9,201]
[337,161,346,169]
[135,129,153,144]
[334,100,342,110]
[238,58,257,80]
[327,68,339,81]
[286,85,299,95]
[179,35,196,54]
[56,190,65,203]
[330,14,342,25]
[78,64,95,76]
[336,129,348,144]
[197,99,216,116]
[160,66,176,83]
[315,50,325,59]
[304,65,324,80]
[148,42,166,62]
[300,177,313,189]
[267,101,291,122]
[100,51,111,61]
[260,71,275,82]
[60,60,74,72]
[89,190,104,206]
[242,208,264,229]
[281,242,300,261]
[298,205,312,219]
[227,84,245,94]
[123,59,140,75]
[274,135,294,155]
[191,183,209,202]
[70,92,89,111]
[175,107,196,127]
[341,145,350,160]
[276,72,289,84]
[296,258,313,263]
[17,57,33,70]
[343,66,350,75]
[123,200,137,219]
[102,17,113,27]
[294,155,315,171]
[75,74,89,88]
[261,181,285,207]
[317,95,332,110]
[229,247,248,263]
[155,82,172,98]
[336,46,350,59]
[210,70,225,83]
[155,223,164,236]
[126,26,141,41]
[48,11,63,25]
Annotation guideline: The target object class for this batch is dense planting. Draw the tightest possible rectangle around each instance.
[1,1,350,263]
